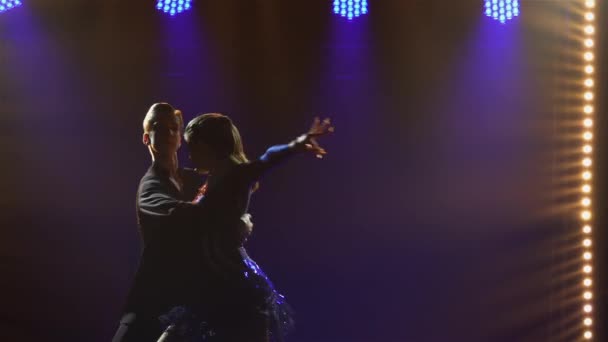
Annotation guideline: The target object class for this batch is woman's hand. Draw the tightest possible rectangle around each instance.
[300,117,334,158]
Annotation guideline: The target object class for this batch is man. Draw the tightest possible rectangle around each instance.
[112,103,250,341]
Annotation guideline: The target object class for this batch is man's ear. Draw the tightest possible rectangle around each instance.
[142,133,150,146]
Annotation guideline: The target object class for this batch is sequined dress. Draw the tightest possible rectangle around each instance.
[159,144,298,342]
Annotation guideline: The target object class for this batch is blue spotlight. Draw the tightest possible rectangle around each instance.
[156,0,192,16]
[0,0,22,14]
[333,0,368,21]
[484,0,519,24]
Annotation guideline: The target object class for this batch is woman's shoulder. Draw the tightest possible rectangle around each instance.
[225,161,256,179]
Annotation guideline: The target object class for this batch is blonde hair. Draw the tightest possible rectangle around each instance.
[184,113,249,164]
[142,102,184,133]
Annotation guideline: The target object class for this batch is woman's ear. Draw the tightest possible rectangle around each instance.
[142,132,150,146]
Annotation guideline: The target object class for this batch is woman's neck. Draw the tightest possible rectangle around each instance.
[210,158,234,176]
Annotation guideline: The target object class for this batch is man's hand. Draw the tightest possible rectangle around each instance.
[239,213,254,244]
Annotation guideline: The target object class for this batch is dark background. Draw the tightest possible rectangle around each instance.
[0,1,605,341]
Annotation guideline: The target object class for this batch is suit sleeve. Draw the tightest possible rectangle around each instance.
[138,177,205,221]
[138,175,243,236]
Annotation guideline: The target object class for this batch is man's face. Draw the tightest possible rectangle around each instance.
[145,113,181,156]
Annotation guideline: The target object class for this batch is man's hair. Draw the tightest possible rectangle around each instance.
[143,102,184,133]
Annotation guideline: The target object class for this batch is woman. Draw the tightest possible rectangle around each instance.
[158,114,333,342]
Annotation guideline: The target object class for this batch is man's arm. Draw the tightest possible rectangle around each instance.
[139,176,251,241]
[138,177,202,220]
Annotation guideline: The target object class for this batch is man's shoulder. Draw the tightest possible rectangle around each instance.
[138,165,166,189]
[139,165,157,181]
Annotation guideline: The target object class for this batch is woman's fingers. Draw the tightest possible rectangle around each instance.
[305,143,327,154]
[308,117,334,137]
[304,116,333,159]
[311,117,321,132]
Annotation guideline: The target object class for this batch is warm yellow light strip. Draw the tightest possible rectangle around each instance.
[581,0,596,339]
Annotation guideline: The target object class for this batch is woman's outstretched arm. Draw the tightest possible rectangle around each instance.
[244,117,334,181]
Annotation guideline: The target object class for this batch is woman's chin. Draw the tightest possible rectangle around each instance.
[195,168,210,175]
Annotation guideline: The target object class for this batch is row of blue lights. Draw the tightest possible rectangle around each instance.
[156,0,192,16]
[333,0,368,20]
[0,0,21,13]
[0,1,521,26]
[484,0,520,24]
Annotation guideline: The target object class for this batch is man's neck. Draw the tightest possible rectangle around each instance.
[151,152,179,176]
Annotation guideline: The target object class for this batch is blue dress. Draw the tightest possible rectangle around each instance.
[159,144,298,342]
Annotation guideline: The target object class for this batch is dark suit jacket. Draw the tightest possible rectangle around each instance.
[123,163,205,319]
[123,142,299,321]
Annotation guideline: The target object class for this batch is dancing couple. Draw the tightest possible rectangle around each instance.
[112,103,333,342]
